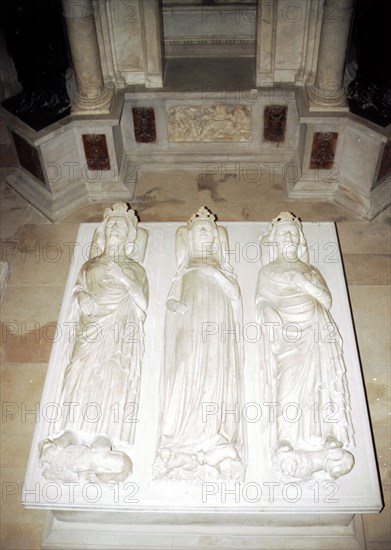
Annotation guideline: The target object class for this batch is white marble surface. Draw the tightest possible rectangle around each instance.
[23,221,380,516]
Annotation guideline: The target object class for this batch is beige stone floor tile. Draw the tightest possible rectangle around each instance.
[373,204,391,224]
[212,199,357,223]
[371,422,391,486]
[1,431,35,471]
[1,240,18,264]
[363,483,391,548]
[0,320,57,364]
[131,200,202,222]
[348,286,390,375]
[1,364,47,547]
[0,520,44,550]
[352,329,390,379]
[0,180,49,242]
[363,374,391,426]
[0,468,46,525]
[288,201,359,222]
[60,201,113,223]
[0,285,63,363]
[195,171,286,204]
[1,363,47,433]
[135,170,198,202]
[1,286,63,321]
[337,222,391,255]
[7,223,79,286]
[342,254,390,285]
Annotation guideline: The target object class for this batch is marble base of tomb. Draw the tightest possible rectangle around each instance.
[40,510,366,550]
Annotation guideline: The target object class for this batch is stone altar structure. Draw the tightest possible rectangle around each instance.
[24,206,381,549]
[0,0,389,221]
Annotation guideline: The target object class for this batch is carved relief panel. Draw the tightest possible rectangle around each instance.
[167,105,251,142]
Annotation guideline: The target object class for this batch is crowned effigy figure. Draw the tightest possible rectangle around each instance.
[54,202,149,446]
[255,212,355,479]
[154,207,245,481]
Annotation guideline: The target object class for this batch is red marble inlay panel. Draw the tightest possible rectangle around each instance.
[309,132,338,170]
[82,134,110,171]
[12,131,45,184]
[377,140,391,182]
[263,105,287,143]
[132,107,156,143]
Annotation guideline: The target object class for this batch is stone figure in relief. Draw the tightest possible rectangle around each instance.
[39,432,133,483]
[273,444,355,482]
[167,105,251,142]
[154,207,245,481]
[53,202,149,448]
[255,212,355,480]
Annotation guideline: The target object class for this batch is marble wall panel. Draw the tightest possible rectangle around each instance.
[338,124,386,194]
[275,0,308,71]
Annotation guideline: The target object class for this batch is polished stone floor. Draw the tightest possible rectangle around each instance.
[0,131,390,549]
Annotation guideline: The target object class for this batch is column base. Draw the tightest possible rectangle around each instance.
[306,84,349,112]
[72,85,114,115]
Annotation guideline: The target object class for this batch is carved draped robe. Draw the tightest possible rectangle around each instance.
[56,254,148,445]
[158,259,244,461]
[256,262,354,451]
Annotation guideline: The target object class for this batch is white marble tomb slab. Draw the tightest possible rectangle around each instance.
[23,221,382,548]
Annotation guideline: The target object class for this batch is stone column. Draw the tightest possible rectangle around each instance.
[307,0,354,109]
[62,0,113,113]
[140,0,164,88]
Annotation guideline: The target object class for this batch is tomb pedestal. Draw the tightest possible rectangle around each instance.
[24,221,382,549]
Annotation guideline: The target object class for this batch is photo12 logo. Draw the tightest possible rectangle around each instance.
[202,480,340,504]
